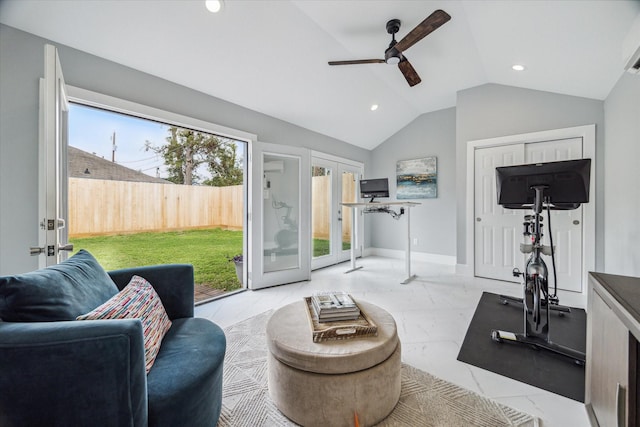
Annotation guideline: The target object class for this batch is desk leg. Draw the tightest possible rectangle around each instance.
[401,207,417,284]
[345,205,363,274]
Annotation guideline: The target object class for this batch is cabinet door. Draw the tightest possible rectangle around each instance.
[588,286,629,426]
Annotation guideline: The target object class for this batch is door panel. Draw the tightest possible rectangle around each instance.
[474,137,584,292]
[311,157,361,270]
[338,164,359,263]
[38,44,71,267]
[474,144,525,282]
[312,158,335,269]
[524,138,583,292]
[249,142,310,289]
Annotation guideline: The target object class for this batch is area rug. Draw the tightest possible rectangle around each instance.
[457,291,586,402]
[217,310,538,427]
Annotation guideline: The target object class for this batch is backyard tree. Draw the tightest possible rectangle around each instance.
[146,127,242,186]
[204,141,243,186]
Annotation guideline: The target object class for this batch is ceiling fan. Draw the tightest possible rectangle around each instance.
[328,9,451,87]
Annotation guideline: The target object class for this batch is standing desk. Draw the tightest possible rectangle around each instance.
[341,201,421,284]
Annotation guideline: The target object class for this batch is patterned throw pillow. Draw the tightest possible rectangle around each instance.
[76,275,172,373]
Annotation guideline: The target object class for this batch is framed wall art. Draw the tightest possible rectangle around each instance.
[396,156,437,199]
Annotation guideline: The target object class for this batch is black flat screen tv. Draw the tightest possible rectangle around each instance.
[360,178,389,202]
[496,158,591,210]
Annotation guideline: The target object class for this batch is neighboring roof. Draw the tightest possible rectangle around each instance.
[68,146,171,184]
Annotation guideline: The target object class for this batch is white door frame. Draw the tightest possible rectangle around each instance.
[38,44,70,267]
[465,124,596,294]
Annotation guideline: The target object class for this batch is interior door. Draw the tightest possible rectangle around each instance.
[311,157,361,270]
[249,141,310,289]
[474,144,525,282]
[474,137,584,291]
[524,138,583,292]
[36,44,72,267]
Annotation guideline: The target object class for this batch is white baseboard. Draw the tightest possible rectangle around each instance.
[365,247,457,266]
[456,263,473,276]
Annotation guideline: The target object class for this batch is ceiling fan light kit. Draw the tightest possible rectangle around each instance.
[328,9,451,87]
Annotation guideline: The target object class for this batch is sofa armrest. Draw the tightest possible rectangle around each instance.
[108,264,195,320]
[0,319,147,427]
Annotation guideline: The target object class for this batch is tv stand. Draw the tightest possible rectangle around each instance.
[341,201,420,284]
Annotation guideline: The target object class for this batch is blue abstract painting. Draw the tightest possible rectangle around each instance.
[396,157,437,199]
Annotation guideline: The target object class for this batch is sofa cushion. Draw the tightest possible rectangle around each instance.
[77,275,172,373]
[147,318,226,427]
[0,250,119,322]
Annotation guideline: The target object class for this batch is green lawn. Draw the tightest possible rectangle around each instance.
[71,228,243,292]
[71,230,351,292]
[313,239,351,257]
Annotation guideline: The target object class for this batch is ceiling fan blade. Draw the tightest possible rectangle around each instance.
[394,9,451,53]
[328,59,385,66]
[398,58,421,87]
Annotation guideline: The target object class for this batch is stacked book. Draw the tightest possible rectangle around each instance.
[311,291,360,322]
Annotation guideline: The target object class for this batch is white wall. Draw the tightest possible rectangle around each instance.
[603,73,640,276]
[369,108,456,259]
[0,24,370,275]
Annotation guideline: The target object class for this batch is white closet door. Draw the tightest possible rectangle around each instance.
[524,137,583,292]
[474,144,526,282]
[474,137,585,292]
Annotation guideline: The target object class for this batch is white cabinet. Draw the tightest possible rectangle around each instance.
[586,272,640,427]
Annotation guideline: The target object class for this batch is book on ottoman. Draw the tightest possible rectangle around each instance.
[311,291,360,322]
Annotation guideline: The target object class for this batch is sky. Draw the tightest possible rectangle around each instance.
[68,103,170,178]
[68,103,247,183]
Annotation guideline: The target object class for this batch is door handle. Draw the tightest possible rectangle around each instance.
[30,244,73,256]
[30,247,45,256]
[616,382,626,427]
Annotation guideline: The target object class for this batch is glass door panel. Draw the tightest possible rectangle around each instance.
[249,142,310,289]
[311,156,362,269]
[339,165,359,263]
[312,159,334,266]
[263,153,300,273]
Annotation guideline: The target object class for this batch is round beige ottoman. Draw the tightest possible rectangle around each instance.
[266,300,401,427]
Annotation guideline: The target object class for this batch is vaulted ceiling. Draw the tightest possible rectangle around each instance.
[1,0,639,149]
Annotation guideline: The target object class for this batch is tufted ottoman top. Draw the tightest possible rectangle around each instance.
[266,299,399,374]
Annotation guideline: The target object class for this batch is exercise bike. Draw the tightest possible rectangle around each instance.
[490,159,591,365]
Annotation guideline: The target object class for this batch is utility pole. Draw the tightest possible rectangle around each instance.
[111,131,117,162]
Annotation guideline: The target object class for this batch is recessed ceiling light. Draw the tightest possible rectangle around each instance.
[512,64,526,71]
[205,0,224,13]
[370,104,379,111]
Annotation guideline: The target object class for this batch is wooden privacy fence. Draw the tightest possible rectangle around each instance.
[69,177,353,239]
[69,178,243,236]
[311,175,354,242]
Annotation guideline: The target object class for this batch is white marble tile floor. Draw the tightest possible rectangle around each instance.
[195,256,590,427]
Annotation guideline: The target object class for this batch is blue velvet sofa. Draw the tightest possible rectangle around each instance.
[0,250,226,427]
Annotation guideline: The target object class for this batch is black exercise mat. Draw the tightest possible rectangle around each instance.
[457,291,586,402]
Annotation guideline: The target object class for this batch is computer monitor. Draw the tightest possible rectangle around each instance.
[496,158,591,210]
[360,178,389,202]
